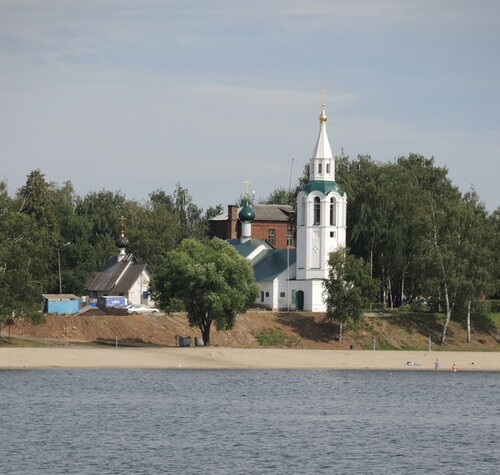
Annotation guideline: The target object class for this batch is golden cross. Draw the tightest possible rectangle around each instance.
[243,179,251,197]
[320,86,327,105]
[119,215,126,233]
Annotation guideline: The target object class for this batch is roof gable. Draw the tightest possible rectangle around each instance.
[227,239,272,260]
[87,255,150,293]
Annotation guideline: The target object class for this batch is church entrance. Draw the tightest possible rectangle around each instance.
[296,290,304,311]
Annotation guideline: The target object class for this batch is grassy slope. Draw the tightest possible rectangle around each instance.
[2,310,499,350]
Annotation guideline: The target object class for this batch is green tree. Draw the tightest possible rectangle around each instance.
[488,206,500,298]
[324,248,378,341]
[456,191,495,342]
[76,190,126,268]
[152,238,259,345]
[260,187,292,205]
[16,170,63,295]
[0,181,46,321]
[417,187,465,344]
[50,181,94,294]
[125,190,183,270]
[173,183,206,240]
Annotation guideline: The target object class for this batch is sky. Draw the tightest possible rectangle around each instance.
[1,0,499,212]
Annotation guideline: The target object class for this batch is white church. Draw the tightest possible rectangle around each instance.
[229,104,347,312]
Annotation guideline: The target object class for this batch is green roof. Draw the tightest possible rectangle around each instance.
[227,239,268,258]
[301,180,345,196]
[252,249,296,282]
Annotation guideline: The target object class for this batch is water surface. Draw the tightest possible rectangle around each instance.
[0,370,498,474]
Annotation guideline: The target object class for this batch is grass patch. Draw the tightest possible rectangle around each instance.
[488,313,500,326]
[254,329,300,348]
[0,337,47,347]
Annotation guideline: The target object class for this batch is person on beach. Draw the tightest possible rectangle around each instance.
[452,364,458,372]
[434,359,439,371]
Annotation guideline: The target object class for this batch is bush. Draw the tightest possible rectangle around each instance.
[486,300,500,313]
[471,300,491,313]
[254,329,300,348]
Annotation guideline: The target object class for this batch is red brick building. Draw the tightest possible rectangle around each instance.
[210,204,294,249]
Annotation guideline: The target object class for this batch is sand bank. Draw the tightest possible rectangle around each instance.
[0,347,499,371]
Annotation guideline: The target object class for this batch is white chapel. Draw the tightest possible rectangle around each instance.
[230,104,347,311]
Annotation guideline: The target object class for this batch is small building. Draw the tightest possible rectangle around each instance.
[86,231,154,307]
[42,294,81,315]
[210,204,293,250]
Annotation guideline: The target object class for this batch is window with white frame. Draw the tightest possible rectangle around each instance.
[330,197,336,225]
[267,228,276,246]
[314,197,321,225]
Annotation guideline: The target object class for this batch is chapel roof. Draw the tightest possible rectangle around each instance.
[87,255,150,293]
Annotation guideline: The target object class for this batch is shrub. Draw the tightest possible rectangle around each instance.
[254,329,300,348]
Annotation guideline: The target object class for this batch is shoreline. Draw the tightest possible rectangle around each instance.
[1,347,499,371]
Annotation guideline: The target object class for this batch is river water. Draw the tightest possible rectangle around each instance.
[0,369,498,474]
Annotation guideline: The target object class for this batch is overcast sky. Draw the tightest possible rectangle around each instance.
[1,0,499,212]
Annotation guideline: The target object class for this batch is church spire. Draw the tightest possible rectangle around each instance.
[312,104,333,160]
[310,103,335,181]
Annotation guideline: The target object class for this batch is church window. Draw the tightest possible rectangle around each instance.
[314,197,321,225]
[326,163,330,174]
[260,291,264,303]
[330,198,336,225]
[287,232,293,247]
[318,163,322,174]
[267,229,276,246]
[280,292,285,298]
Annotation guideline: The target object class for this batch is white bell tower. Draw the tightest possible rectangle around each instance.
[296,104,347,281]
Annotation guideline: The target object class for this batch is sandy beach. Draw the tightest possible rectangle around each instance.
[0,347,499,371]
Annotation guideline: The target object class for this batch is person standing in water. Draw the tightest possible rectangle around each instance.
[434,359,440,371]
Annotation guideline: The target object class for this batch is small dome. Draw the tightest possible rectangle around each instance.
[238,199,255,222]
[319,104,327,124]
[115,233,129,249]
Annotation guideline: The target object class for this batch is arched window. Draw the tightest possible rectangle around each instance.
[326,163,330,175]
[314,197,321,225]
[318,163,322,175]
[330,198,336,225]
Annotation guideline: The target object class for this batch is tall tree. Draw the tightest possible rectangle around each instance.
[76,190,126,268]
[173,183,206,240]
[16,170,60,294]
[152,238,259,345]
[452,191,495,342]
[324,248,378,341]
[0,181,47,320]
[52,182,94,294]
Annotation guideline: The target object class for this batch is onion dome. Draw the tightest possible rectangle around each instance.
[319,103,327,124]
[238,199,255,222]
[115,233,129,249]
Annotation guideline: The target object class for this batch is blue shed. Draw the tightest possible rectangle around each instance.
[43,294,81,315]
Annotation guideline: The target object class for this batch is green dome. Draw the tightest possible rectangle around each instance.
[238,199,255,222]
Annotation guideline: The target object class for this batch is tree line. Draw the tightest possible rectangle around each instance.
[327,154,499,343]
[0,169,222,320]
[260,153,499,343]
[1,154,499,345]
